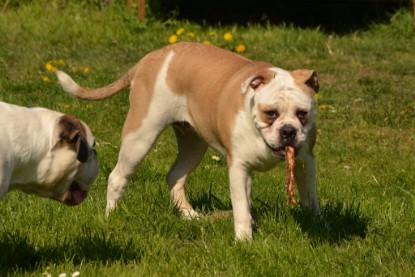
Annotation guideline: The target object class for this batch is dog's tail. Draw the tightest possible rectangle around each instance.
[56,68,135,100]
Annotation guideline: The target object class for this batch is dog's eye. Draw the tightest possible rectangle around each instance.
[264,110,279,120]
[296,110,308,119]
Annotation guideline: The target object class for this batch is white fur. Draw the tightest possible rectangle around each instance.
[56,70,82,96]
[0,101,98,204]
[253,68,315,152]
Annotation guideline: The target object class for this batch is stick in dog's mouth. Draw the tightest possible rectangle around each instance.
[285,146,297,205]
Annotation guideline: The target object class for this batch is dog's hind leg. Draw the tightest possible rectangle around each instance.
[105,118,165,215]
[167,123,208,219]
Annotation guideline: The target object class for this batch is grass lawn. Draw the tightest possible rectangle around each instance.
[0,2,414,276]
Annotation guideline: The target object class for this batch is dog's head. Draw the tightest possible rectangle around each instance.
[33,115,99,206]
[242,68,319,160]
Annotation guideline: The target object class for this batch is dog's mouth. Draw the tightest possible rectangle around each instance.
[268,145,299,160]
[62,182,88,206]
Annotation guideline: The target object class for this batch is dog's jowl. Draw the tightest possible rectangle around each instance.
[57,42,320,240]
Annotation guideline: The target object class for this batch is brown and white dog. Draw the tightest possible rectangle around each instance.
[0,101,98,206]
[57,42,320,240]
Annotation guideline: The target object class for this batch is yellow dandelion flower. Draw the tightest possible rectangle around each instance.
[169,34,178,44]
[235,43,246,53]
[41,76,49,82]
[203,41,211,45]
[223,32,233,41]
[176,28,185,35]
[186,32,195,38]
[45,63,56,73]
[83,67,90,74]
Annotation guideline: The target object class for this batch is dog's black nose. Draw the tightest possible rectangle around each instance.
[280,125,297,144]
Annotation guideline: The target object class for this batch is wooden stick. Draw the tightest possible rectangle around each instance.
[285,146,297,205]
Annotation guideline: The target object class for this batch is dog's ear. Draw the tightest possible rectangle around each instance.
[241,69,276,94]
[58,115,89,163]
[291,69,319,93]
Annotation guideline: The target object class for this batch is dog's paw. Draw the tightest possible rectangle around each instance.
[181,208,200,220]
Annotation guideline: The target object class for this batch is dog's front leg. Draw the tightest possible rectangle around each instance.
[228,158,253,241]
[294,149,320,215]
[0,165,11,198]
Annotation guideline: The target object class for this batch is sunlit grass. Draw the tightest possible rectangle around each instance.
[0,2,414,276]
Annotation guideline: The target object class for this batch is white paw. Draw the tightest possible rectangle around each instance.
[181,208,200,220]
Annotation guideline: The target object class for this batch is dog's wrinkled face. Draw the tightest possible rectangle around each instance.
[244,68,319,160]
[27,115,99,206]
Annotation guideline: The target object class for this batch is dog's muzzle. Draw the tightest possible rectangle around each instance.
[268,125,300,159]
[280,125,297,146]
[62,182,88,206]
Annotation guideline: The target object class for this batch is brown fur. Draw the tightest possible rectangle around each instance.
[57,115,89,162]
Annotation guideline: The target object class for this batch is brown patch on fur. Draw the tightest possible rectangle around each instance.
[242,68,276,93]
[291,69,319,96]
[58,115,86,142]
[161,43,276,153]
[165,43,251,96]
[165,43,252,152]
[57,115,89,162]
[257,103,278,126]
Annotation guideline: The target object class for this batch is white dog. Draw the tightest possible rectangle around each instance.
[57,42,320,239]
[0,101,98,206]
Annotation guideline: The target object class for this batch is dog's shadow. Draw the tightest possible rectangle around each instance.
[289,201,369,245]
[0,229,143,274]
[0,199,368,273]
[0,231,41,273]
[191,190,369,245]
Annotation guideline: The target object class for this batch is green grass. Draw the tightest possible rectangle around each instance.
[1,2,415,276]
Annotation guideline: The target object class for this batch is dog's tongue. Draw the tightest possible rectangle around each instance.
[70,189,87,205]
[63,182,87,206]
